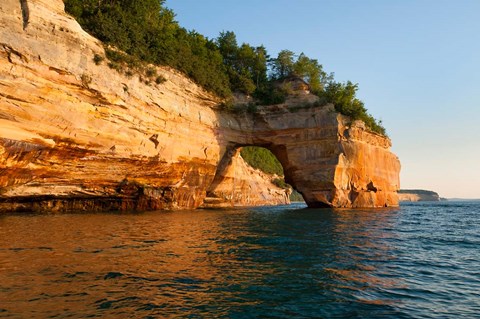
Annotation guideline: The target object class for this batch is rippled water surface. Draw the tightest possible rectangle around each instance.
[1,201,479,318]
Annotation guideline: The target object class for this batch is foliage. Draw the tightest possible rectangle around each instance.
[271,51,333,94]
[290,190,304,202]
[272,50,295,79]
[155,75,166,84]
[241,147,305,203]
[254,82,287,105]
[65,0,386,135]
[272,178,290,189]
[240,146,283,176]
[321,81,386,135]
[80,73,92,88]
[93,54,104,65]
[216,31,268,95]
[398,189,438,195]
[269,50,384,134]
[64,0,231,97]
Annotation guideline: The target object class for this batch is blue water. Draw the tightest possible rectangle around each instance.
[0,201,479,318]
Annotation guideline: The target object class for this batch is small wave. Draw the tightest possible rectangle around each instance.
[94,296,140,310]
[135,302,167,311]
[64,271,90,278]
[128,276,160,282]
[104,272,124,280]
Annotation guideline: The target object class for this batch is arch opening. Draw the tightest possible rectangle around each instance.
[202,144,305,208]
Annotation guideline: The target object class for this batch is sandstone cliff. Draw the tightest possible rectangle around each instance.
[398,190,441,202]
[0,0,400,212]
[202,149,291,208]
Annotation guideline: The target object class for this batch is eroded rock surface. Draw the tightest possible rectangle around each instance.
[203,149,291,208]
[0,0,400,212]
[217,105,400,208]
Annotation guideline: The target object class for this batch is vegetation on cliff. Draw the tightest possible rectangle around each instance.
[64,0,385,135]
[240,147,283,176]
[240,147,306,202]
[64,0,231,96]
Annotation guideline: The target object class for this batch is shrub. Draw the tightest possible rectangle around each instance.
[146,67,157,78]
[80,73,92,88]
[107,61,122,72]
[93,53,104,65]
[322,81,386,135]
[155,75,166,84]
[272,178,290,189]
[246,103,258,114]
[290,190,304,202]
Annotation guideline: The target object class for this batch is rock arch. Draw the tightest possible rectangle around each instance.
[213,103,400,208]
[0,0,400,212]
[203,146,292,208]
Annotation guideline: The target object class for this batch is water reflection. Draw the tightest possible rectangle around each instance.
[0,205,407,318]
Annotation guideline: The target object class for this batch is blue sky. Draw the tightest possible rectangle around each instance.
[165,0,480,198]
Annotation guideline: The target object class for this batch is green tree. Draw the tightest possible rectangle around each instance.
[217,31,238,64]
[273,50,295,79]
[65,0,386,135]
[216,32,258,94]
[292,53,332,94]
[322,81,386,135]
[253,46,269,89]
[65,0,232,97]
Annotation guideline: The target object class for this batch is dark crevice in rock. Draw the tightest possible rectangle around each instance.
[19,0,29,30]
[367,181,378,192]
[2,44,28,63]
[149,134,159,149]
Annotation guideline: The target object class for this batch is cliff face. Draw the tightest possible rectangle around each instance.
[219,105,400,208]
[0,0,400,212]
[0,0,223,211]
[202,149,291,208]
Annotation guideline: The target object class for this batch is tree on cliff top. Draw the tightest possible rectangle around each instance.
[271,50,333,94]
[64,0,386,135]
[65,0,231,97]
[323,81,386,135]
[216,31,268,95]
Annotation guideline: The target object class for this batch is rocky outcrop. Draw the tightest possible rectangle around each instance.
[398,190,441,202]
[0,0,400,212]
[0,0,223,211]
[219,105,400,208]
[202,149,291,208]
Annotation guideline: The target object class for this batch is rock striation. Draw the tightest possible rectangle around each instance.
[0,0,401,212]
[202,149,291,208]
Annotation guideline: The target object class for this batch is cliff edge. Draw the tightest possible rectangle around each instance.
[0,0,400,212]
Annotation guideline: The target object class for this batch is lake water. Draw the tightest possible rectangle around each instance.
[1,201,479,318]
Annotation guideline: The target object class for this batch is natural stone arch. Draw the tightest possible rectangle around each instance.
[213,103,400,208]
[0,0,400,212]
[203,144,294,208]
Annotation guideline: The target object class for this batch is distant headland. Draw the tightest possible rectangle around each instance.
[398,189,446,202]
